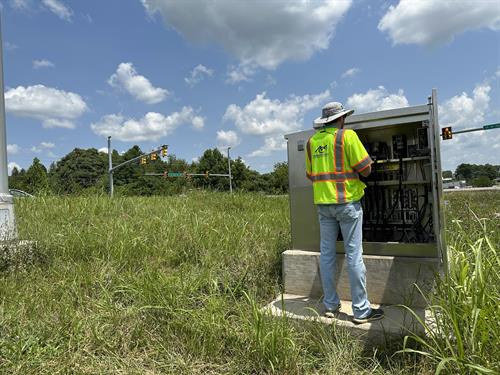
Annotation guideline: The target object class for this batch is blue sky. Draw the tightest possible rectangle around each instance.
[3,0,500,174]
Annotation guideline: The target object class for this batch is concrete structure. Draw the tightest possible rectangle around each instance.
[282,250,438,308]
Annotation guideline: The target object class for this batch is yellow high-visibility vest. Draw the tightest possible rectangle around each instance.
[305,127,372,204]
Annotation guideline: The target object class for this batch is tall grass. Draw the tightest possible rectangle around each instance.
[0,191,498,373]
[400,192,500,374]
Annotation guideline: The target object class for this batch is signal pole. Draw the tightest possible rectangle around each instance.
[0,13,17,240]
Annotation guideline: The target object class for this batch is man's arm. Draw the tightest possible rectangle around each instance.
[305,138,313,181]
[346,130,373,177]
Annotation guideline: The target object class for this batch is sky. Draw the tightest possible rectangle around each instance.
[2,0,500,174]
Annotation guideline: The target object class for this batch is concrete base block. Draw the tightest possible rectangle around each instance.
[263,294,430,347]
[283,250,439,308]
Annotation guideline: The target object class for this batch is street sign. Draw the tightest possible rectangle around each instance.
[168,172,183,177]
[483,123,500,130]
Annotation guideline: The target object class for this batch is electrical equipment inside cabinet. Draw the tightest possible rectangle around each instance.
[356,121,434,243]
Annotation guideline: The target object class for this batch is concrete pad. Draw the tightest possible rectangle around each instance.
[263,294,428,347]
[283,250,439,307]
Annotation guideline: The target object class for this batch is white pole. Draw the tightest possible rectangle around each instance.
[0,13,17,240]
[108,136,113,198]
[227,147,232,194]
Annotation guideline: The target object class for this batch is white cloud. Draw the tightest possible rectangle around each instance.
[5,84,88,129]
[216,130,240,149]
[33,59,55,69]
[249,135,287,157]
[191,116,205,131]
[98,147,108,154]
[265,75,277,87]
[142,0,352,70]
[185,64,214,87]
[5,42,19,51]
[30,142,55,154]
[226,63,257,84]
[342,67,360,79]
[108,62,169,104]
[224,90,330,136]
[90,107,205,142]
[7,144,20,154]
[40,142,55,148]
[10,0,29,10]
[439,84,490,130]
[41,0,72,22]
[378,0,500,46]
[83,13,93,23]
[346,86,409,113]
[439,83,499,171]
[224,90,329,157]
[8,162,21,176]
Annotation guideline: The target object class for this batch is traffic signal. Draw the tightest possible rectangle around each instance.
[140,156,147,165]
[150,152,158,161]
[442,127,452,140]
[205,170,209,179]
[161,146,168,157]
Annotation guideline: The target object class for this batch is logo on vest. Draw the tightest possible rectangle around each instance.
[314,145,328,154]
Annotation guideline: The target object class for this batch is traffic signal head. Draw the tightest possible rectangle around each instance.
[161,146,168,157]
[442,126,452,140]
[140,156,147,165]
[150,152,158,161]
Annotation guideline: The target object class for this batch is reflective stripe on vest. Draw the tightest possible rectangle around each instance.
[334,129,347,203]
[308,171,358,181]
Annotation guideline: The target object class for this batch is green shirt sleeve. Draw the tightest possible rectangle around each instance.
[345,130,372,172]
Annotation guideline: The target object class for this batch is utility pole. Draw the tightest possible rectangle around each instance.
[0,14,16,241]
[108,136,114,198]
[227,147,232,194]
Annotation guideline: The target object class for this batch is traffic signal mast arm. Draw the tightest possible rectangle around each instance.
[441,123,499,140]
[109,145,168,173]
[453,122,500,134]
[145,172,231,178]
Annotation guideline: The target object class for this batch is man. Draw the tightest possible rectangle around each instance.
[306,102,384,324]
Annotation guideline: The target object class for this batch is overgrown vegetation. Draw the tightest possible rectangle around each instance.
[400,191,500,374]
[9,147,290,196]
[0,191,498,374]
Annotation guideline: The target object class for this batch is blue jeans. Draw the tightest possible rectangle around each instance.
[317,201,371,319]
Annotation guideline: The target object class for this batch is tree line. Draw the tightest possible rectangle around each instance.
[11,146,498,196]
[442,163,499,187]
[9,146,289,196]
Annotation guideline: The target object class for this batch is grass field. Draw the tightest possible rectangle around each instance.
[1,191,498,374]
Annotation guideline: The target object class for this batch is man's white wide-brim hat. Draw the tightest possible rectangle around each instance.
[313,102,354,128]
